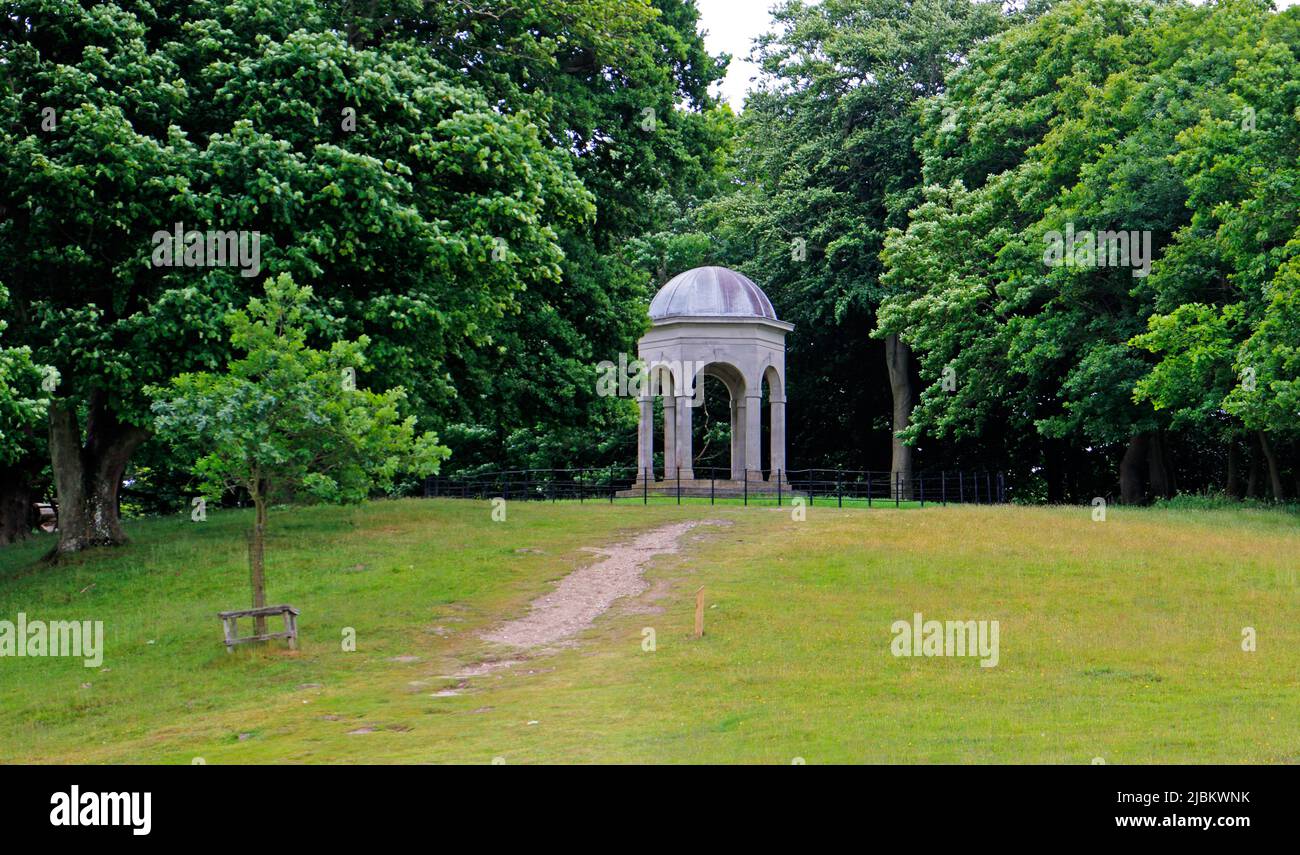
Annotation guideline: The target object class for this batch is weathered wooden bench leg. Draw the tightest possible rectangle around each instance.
[219,606,299,651]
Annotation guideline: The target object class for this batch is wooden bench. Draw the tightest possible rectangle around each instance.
[218,605,300,652]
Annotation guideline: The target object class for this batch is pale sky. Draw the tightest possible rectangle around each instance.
[697,0,1300,111]
[696,0,771,109]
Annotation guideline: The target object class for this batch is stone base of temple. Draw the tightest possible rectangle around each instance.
[617,477,801,499]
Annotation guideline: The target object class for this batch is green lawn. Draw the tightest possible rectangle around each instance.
[1,498,1296,763]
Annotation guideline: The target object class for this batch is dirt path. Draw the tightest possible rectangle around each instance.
[480,519,724,650]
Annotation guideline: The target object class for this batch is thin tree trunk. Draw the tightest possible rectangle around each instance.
[1258,430,1285,502]
[1119,432,1149,505]
[249,491,269,635]
[47,395,148,556]
[885,333,915,500]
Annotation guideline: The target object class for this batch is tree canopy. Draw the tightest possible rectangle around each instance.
[0,0,726,546]
[877,0,1300,501]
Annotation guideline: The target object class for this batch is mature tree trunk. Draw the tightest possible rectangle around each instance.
[884,333,915,500]
[1147,431,1172,500]
[1119,432,1149,505]
[48,394,149,556]
[1258,430,1285,502]
[249,491,269,635]
[0,465,35,545]
[1225,437,1242,499]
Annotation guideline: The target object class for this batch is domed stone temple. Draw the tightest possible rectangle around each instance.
[632,266,793,491]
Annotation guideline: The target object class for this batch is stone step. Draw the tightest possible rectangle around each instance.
[617,478,801,498]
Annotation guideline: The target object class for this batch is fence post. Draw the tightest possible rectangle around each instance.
[743,468,748,507]
[837,470,842,509]
[942,471,946,506]
[609,464,614,504]
[676,466,680,505]
[895,472,900,509]
[867,471,872,508]
[986,471,991,505]
[643,467,648,505]
[710,471,714,506]
[777,469,782,507]
[959,471,965,504]
[919,473,924,507]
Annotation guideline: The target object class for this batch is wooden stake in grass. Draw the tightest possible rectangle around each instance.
[694,586,705,638]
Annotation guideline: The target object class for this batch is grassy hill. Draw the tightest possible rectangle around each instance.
[1,499,1297,763]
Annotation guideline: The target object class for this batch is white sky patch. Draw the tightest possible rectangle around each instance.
[697,0,772,110]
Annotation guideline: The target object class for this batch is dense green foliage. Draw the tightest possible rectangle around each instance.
[0,284,46,467]
[0,0,726,543]
[373,0,733,471]
[877,0,1299,501]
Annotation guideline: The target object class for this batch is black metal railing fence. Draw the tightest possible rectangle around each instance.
[424,466,1007,507]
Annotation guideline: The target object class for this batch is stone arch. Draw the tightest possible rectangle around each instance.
[699,361,747,479]
[637,360,680,481]
[762,363,784,404]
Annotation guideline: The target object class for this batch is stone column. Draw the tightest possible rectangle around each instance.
[662,395,676,480]
[744,393,762,479]
[730,397,745,480]
[676,395,694,480]
[637,396,653,482]
[770,398,786,478]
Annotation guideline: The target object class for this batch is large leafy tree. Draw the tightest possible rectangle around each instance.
[0,0,590,552]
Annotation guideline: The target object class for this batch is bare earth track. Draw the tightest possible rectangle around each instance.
[480,519,724,650]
